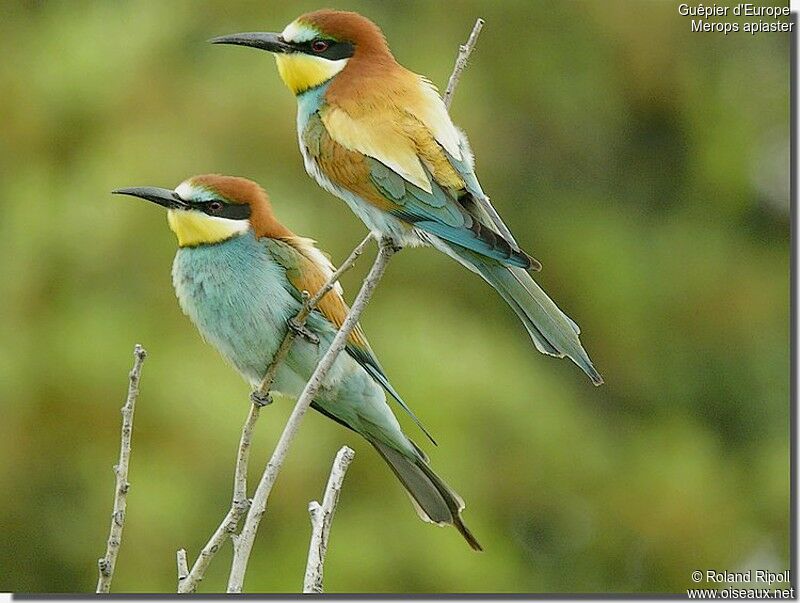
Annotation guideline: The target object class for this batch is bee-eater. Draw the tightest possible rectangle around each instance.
[211,10,603,386]
[114,174,481,551]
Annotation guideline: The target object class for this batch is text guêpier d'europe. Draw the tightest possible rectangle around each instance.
[678,3,793,34]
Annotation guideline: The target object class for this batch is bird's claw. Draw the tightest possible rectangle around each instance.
[287,317,320,344]
[250,391,273,407]
[379,237,403,253]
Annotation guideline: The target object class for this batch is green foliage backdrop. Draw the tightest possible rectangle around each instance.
[0,0,789,593]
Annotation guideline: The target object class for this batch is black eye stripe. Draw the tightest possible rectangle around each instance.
[217,203,251,220]
[293,38,355,61]
[186,199,251,221]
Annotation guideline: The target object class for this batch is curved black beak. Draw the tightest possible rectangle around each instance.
[112,187,187,210]
[209,32,291,53]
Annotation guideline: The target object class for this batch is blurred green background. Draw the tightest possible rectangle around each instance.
[0,0,790,594]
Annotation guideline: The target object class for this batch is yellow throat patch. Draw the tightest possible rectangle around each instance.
[167,210,248,247]
[275,53,348,95]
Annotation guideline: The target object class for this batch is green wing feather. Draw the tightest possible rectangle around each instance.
[367,157,535,269]
[307,110,535,269]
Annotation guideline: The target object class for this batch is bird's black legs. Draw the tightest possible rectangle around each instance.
[380,236,403,254]
[250,390,273,407]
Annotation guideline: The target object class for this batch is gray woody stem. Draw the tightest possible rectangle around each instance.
[176,233,373,594]
[302,446,356,593]
[444,18,485,109]
[442,19,513,247]
[177,402,260,593]
[176,549,189,584]
[226,238,397,593]
[96,344,147,593]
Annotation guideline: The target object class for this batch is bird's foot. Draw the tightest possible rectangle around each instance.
[287,317,320,344]
[250,390,273,407]
[379,237,403,253]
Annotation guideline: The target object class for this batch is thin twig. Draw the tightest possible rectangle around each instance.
[444,18,485,109]
[302,446,356,594]
[176,549,189,585]
[226,238,397,593]
[233,403,261,509]
[175,234,372,593]
[177,403,261,593]
[96,344,147,594]
[441,19,515,247]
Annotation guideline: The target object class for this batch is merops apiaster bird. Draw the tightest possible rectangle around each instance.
[211,10,603,386]
[114,175,481,551]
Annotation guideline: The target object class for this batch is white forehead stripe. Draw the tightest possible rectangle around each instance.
[282,21,319,43]
[174,181,194,200]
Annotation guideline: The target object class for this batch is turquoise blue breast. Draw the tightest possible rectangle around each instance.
[170,231,412,454]
[171,231,302,384]
[296,83,330,133]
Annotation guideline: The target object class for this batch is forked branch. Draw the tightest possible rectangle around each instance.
[177,402,261,593]
[303,446,356,593]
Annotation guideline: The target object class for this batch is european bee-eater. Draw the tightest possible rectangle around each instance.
[114,174,481,551]
[211,10,603,386]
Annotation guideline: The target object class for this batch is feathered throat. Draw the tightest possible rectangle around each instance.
[167,210,249,247]
[275,53,349,95]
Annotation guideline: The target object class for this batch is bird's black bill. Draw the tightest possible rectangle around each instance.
[112,187,187,210]
[209,32,291,53]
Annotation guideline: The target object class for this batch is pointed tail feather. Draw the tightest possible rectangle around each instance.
[370,439,483,551]
[446,246,603,385]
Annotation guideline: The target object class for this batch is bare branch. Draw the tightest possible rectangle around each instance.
[177,403,261,593]
[303,446,356,594]
[444,18,485,109]
[176,549,189,586]
[233,402,261,509]
[226,238,397,593]
[441,19,517,249]
[96,344,147,594]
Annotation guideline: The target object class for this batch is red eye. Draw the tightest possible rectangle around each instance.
[207,201,223,213]
[311,39,329,53]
